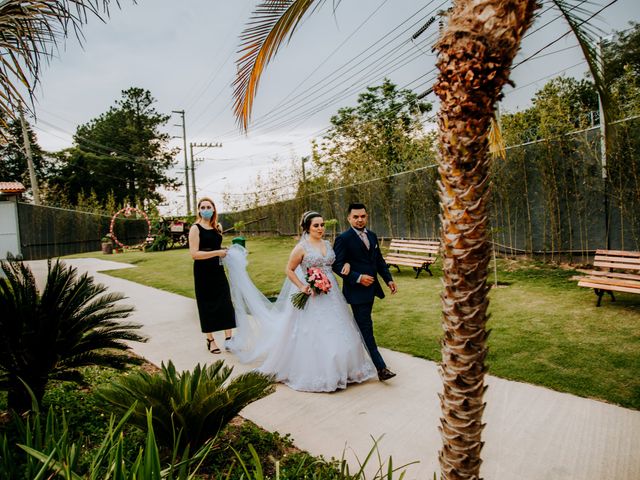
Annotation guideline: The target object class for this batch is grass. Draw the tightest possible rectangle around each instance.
[65,236,294,298]
[64,236,640,410]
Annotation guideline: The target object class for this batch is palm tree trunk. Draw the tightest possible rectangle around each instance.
[433,1,539,478]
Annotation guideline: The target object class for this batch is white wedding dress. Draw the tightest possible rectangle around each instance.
[223,239,377,392]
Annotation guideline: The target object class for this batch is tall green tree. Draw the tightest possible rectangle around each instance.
[316,78,432,184]
[604,21,640,83]
[0,116,48,189]
[49,87,178,207]
[311,79,434,235]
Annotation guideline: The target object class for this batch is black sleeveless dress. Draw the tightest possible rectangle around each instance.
[193,224,236,333]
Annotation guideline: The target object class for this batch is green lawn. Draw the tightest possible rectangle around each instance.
[65,236,640,410]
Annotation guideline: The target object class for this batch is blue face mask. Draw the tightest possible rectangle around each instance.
[200,209,213,220]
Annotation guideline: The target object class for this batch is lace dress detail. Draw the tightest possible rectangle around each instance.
[299,239,335,269]
[224,240,377,392]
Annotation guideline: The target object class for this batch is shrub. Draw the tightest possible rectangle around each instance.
[97,360,274,450]
[0,260,147,412]
[146,234,170,251]
[17,406,215,479]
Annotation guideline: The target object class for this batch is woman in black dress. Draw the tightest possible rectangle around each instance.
[188,197,235,353]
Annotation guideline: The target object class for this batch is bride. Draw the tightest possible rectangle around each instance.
[223,211,377,392]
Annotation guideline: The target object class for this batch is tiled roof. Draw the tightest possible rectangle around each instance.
[0,181,26,193]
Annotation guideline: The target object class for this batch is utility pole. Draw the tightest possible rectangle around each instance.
[189,142,222,209]
[172,110,190,215]
[19,108,41,205]
[301,156,309,210]
[597,38,610,250]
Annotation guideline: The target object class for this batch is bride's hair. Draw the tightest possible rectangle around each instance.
[300,211,322,233]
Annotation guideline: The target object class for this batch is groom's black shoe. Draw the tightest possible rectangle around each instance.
[377,368,396,381]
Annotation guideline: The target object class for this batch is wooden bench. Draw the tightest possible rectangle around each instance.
[577,249,640,306]
[384,239,440,278]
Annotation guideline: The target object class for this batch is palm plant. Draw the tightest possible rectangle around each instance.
[432,3,538,477]
[0,259,146,412]
[96,360,275,451]
[0,0,122,123]
[232,1,610,479]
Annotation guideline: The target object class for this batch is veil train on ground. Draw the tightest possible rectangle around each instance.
[222,243,298,363]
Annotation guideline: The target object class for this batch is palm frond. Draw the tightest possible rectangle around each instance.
[0,259,145,411]
[488,115,506,160]
[550,0,613,142]
[0,1,124,121]
[233,0,324,131]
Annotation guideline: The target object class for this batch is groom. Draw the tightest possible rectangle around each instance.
[333,203,397,381]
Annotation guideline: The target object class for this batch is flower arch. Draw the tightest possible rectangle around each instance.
[109,206,152,249]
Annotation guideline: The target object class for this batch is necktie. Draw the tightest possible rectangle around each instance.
[358,230,370,250]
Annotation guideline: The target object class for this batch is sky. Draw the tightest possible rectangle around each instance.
[28,0,640,213]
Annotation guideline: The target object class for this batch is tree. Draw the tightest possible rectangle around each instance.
[606,23,640,118]
[231,1,608,479]
[0,259,147,412]
[604,21,640,83]
[316,78,432,183]
[0,116,48,190]
[313,79,434,235]
[49,87,179,207]
[0,1,123,124]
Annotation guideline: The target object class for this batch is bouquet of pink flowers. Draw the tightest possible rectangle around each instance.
[291,267,332,309]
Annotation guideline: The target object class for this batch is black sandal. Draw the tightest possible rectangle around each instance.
[206,338,221,354]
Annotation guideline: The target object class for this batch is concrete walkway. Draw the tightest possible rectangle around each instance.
[27,258,640,479]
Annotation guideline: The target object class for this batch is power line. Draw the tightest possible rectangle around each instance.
[226,1,445,136]
[221,32,440,141]
[244,44,436,137]
[178,2,254,115]
[507,60,587,94]
[34,117,159,166]
[513,0,618,69]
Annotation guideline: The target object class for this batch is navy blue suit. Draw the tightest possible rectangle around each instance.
[333,228,393,370]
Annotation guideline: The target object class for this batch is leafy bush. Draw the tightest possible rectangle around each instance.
[0,390,65,479]
[0,260,147,412]
[233,220,246,234]
[228,436,417,480]
[0,374,413,479]
[18,406,215,480]
[146,234,170,251]
[97,360,274,450]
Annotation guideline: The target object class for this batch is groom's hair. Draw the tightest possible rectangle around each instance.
[347,203,367,213]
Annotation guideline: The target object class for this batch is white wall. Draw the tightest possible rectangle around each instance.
[0,201,21,259]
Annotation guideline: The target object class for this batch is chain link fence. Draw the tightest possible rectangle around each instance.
[223,118,640,260]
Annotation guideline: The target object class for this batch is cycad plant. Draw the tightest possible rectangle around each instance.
[97,360,275,451]
[0,259,146,412]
